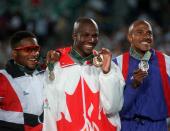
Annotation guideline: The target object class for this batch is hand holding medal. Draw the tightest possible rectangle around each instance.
[131,60,149,88]
[93,48,112,74]
[130,50,151,88]
[93,54,104,67]
[46,50,61,81]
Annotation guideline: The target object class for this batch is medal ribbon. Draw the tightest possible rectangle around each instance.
[70,48,94,64]
[129,47,151,61]
[130,47,151,71]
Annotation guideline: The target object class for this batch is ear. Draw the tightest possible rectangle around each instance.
[11,50,17,60]
[127,33,132,43]
[72,33,77,41]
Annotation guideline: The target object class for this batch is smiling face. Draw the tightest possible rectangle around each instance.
[12,37,40,69]
[128,20,153,55]
[72,18,99,57]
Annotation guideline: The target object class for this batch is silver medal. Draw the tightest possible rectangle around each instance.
[138,60,149,72]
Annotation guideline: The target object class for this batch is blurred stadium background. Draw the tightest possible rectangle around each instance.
[0,0,170,68]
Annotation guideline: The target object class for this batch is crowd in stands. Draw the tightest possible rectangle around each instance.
[0,0,170,68]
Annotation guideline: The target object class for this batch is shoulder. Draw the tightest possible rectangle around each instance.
[163,53,170,59]
[56,47,71,55]
[0,70,10,83]
[113,52,129,60]
[155,50,170,62]
[112,52,128,65]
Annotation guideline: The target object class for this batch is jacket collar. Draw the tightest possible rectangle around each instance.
[58,47,95,67]
[5,59,44,78]
[130,48,155,61]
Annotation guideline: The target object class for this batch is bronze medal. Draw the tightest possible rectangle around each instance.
[47,62,55,81]
[49,71,55,81]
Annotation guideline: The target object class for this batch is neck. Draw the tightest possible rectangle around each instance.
[14,61,35,75]
[70,47,94,64]
[130,47,151,61]
[134,48,146,56]
[72,46,84,57]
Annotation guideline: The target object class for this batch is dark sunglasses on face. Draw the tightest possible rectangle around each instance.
[14,45,40,53]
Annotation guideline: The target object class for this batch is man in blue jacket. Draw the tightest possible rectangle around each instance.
[114,20,170,131]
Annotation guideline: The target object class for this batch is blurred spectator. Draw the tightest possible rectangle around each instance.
[0,0,170,69]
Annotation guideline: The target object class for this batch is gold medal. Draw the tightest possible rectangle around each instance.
[93,54,104,67]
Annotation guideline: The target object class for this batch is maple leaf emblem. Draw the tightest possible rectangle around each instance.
[57,78,117,131]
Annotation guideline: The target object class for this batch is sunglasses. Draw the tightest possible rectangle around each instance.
[14,45,40,53]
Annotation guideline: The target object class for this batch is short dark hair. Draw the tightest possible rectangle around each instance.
[73,17,98,34]
[10,31,36,49]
